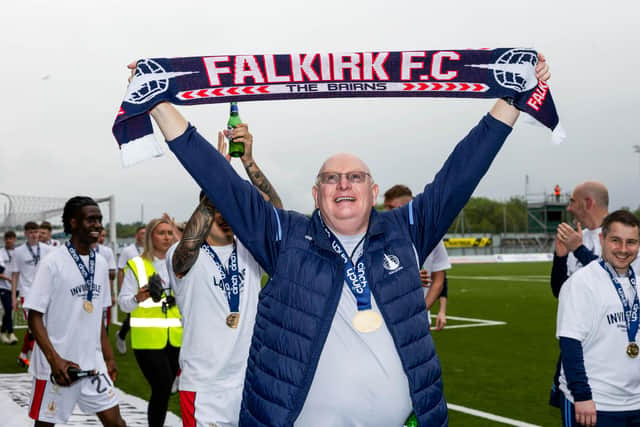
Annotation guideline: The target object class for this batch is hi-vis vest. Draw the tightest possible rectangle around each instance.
[128,256,182,349]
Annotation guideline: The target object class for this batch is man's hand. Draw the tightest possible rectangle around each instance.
[490,52,550,126]
[127,62,188,140]
[49,356,79,387]
[557,222,583,252]
[574,400,596,427]
[535,53,550,82]
[105,358,118,382]
[223,123,254,165]
[435,311,447,330]
[420,269,432,287]
[11,294,17,311]
[555,235,569,257]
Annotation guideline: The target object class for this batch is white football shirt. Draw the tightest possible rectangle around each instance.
[96,244,116,271]
[166,240,263,424]
[0,247,13,291]
[24,246,111,379]
[12,242,53,298]
[557,260,640,411]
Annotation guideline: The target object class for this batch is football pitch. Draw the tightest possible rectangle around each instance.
[0,261,561,426]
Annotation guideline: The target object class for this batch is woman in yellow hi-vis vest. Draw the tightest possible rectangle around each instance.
[118,217,182,427]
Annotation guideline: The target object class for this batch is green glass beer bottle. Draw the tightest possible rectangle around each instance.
[404,413,418,427]
[227,102,244,157]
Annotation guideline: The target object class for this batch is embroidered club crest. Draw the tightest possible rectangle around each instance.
[383,254,401,272]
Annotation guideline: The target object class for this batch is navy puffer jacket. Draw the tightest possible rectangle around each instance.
[169,113,511,426]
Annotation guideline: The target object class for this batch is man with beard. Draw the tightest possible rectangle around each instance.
[168,126,282,427]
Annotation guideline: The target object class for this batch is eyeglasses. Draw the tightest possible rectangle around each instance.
[317,171,371,185]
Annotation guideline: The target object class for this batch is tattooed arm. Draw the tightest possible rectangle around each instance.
[172,198,217,278]
[221,124,284,209]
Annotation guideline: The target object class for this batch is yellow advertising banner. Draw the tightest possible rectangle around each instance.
[444,237,492,248]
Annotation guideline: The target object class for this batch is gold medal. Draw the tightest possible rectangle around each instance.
[352,310,383,333]
[83,301,94,313]
[627,342,639,358]
[226,312,240,328]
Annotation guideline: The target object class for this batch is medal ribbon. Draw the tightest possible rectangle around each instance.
[201,242,240,313]
[320,221,371,311]
[26,243,40,265]
[65,241,96,304]
[599,259,639,345]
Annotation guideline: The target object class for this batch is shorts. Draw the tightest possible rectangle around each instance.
[180,388,241,427]
[28,365,118,424]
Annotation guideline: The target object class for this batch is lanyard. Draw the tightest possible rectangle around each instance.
[201,242,240,313]
[65,241,96,303]
[26,243,40,265]
[599,259,639,344]
[320,222,371,311]
[4,248,11,263]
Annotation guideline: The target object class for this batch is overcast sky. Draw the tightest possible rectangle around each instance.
[1,0,638,225]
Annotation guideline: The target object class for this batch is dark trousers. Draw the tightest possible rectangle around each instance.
[134,344,180,427]
[0,289,13,333]
[549,355,563,408]
[562,395,640,426]
[118,314,131,339]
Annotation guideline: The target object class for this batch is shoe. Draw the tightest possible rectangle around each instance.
[0,332,9,344]
[115,335,127,354]
[17,357,29,368]
[8,333,18,344]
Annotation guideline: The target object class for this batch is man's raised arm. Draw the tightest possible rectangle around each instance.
[401,54,551,262]
[172,197,216,278]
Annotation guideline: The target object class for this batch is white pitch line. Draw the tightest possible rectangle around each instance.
[448,275,548,283]
[448,403,541,427]
[444,315,506,324]
[443,322,506,330]
[430,314,507,330]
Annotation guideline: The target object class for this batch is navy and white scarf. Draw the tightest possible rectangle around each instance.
[112,48,564,167]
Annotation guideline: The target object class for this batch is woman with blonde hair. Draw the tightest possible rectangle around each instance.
[118,217,182,427]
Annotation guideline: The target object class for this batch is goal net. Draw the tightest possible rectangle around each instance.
[0,193,120,327]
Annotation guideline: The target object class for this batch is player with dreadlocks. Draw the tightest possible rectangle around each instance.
[24,196,126,426]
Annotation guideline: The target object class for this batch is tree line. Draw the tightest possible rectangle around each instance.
[113,199,640,237]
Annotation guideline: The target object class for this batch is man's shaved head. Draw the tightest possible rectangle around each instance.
[568,180,609,229]
[317,153,372,181]
[574,181,609,209]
